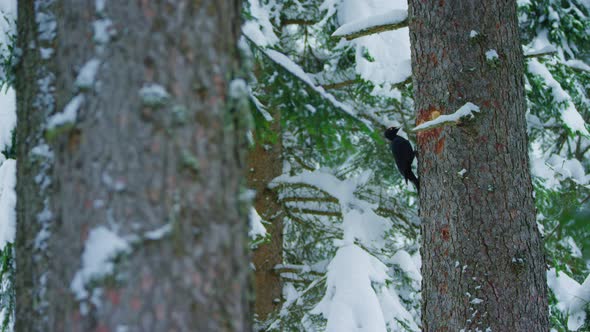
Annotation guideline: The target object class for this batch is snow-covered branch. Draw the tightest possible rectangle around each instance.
[332,9,408,41]
[412,102,480,132]
[528,59,589,136]
[275,264,325,277]
[524,45,557,58]
[321,78,359,90]
[243,36,375,128]
[548,269,590,331]
[565,60,590,73]
[280,18,317,26]
[321,75,411,92]
[310,68,359,90]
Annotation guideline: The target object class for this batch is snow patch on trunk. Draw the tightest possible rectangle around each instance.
[71,227,130,301]
[75,58,101,89]
[47,94,85,129]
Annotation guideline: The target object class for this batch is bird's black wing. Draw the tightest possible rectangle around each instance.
[391,137,416,180]
[390,137,419,192]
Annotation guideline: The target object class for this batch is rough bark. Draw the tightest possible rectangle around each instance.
[16,1,251,331]
[247,119,284,325]
[408,1,548,331]
[14,1,55,330]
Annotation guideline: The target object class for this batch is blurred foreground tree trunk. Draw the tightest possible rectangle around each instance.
[15,1,251,331]
[408,1,548,330]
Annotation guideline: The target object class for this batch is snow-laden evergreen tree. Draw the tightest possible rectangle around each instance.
[0,2,17,331]
[244,0,421,330]
[0,0,587,331]
[520,0,590,330]
[244,0,590,331]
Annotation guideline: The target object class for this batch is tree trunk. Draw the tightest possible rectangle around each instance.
[14,1,55,330]
[408,1,548,331]
[16,1,251,331]
[247,119,283,325]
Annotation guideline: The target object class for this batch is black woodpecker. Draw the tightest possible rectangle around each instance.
[384,127,419,191]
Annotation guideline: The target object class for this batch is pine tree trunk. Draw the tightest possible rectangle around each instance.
[247,119,283,325]
[15,1,251,331]
[408,1,549,330]
[14,1,51,330]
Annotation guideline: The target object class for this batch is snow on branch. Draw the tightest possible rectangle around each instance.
[528,59,589,136]
[310,68,359,89]
[548,268,590,331]
[244,37,373,127]
[524,45,557,58]
[274,264,324,277]
[311,68,411,91]
[280,18,317,26]
[523,30,557,59]
[263,49,359,118]
[311,244,390,332]
[412,102,480,132]
[321,78,359,90]
[249,207,267,239]
[565,60,590,72]
[332,9,408,41]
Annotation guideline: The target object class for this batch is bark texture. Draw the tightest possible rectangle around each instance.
[15,1,55,330]
[246,119,284,325]
[16,1,250,331]
[408,1,548,331]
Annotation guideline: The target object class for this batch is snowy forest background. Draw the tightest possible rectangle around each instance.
[0,0,589,331]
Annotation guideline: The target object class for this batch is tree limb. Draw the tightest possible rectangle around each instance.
[524,50,557,58]
[281,19,317,26]
[335,18,408,41]
[322,78,360,90]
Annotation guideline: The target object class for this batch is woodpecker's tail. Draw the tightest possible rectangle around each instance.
[408,171,420,193]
